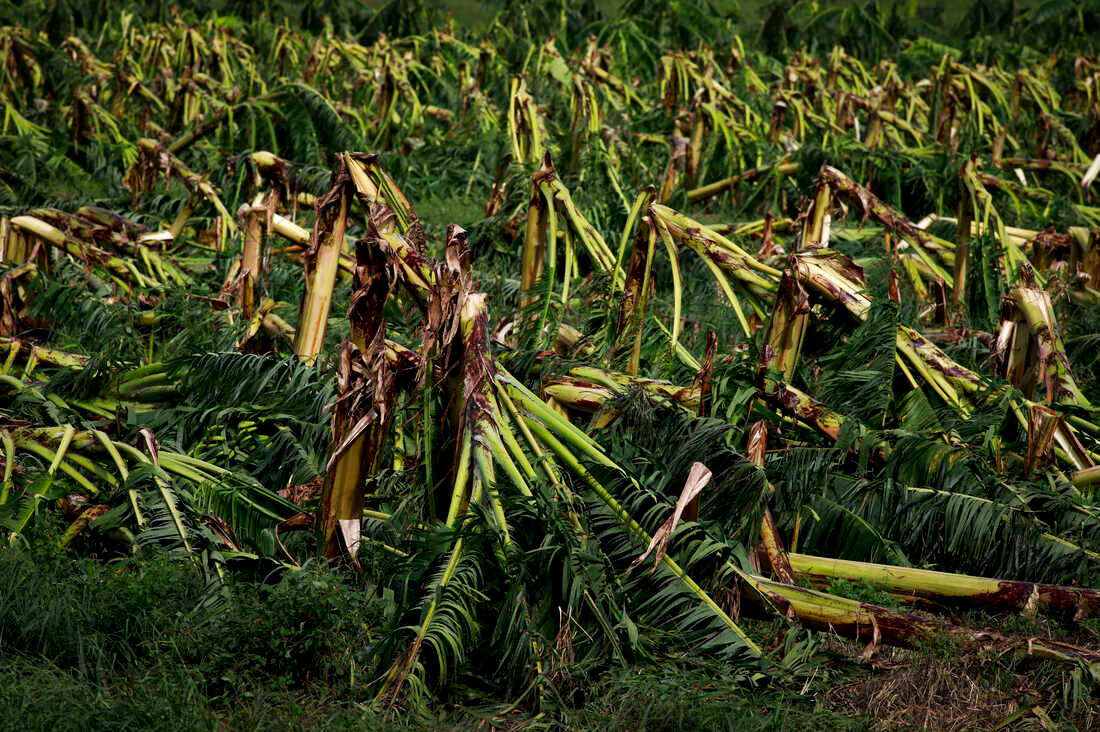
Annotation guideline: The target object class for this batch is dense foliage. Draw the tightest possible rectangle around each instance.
[2,0,1100,727]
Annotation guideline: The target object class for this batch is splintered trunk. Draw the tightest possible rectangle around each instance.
[238,202,266,320]
[520,153,622,320]
[521,157,555,297]
[0,220,34,336]
[454,292,510,534]
[507,75,543,166]
[739,568,1100,666]
[1,218,24,264]
[760,380,847,442]
[294,171,351,365]
[685,109,704,189]
[784,553,1100,620]
[126,137,236,240]
[169,195,196,240]
[760,271,810,382]
[1069,227,1100,289]
[691,330,718,418]
[800,178,832,249]
[624,217,657,376]
[344,153,423,246]
[954,163,973,305]
[658,122,688,202]
[746,421,796,585]
[819,166,954,284]
[318,235,395,559]
[10,215,147,289]
[743,573,943,649]
[544,366,700,416]
[1010,270,1091,407]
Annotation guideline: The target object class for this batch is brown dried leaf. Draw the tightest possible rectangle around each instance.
[630,461,712,574]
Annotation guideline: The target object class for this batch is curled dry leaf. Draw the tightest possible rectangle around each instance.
[630,461,712,574]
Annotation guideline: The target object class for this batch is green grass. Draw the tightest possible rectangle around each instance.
[0,543,392,730]
[565,665,868,731]
[1,541,1096,729]
[0,542,863,730]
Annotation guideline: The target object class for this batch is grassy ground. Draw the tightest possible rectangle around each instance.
[2,538,1095,731]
